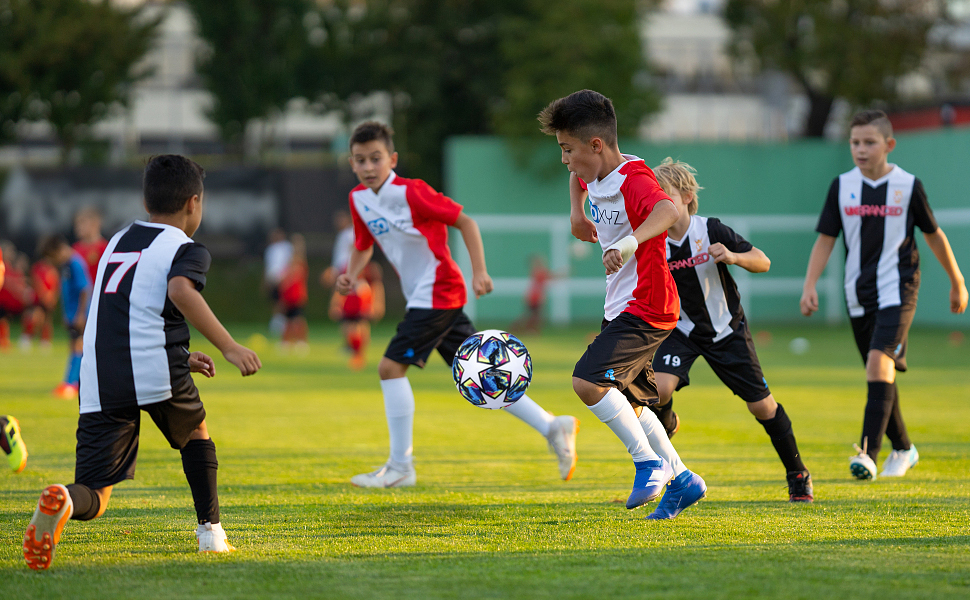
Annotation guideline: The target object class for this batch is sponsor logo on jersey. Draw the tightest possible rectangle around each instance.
[695,238,703,252]
[589,204,624,225]
[893,190,903,204]
[367,217,391,236]
[667,252,710,271]
[844,205,903,217]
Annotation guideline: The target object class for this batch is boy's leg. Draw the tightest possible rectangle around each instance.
[651,330,699,438]
[573,314,676,509]
[25,407,139,570]
[884,383,911,451]
[651,373,680,437]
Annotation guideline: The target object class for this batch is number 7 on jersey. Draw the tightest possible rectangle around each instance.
[104,252,141,293]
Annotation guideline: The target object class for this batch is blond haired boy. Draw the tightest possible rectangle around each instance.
[650,158,813,502]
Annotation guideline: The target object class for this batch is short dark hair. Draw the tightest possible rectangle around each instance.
[349,121,395,153]
[143,155,206,215]
[538,89,618,146]
[850,110,893,139]
[38,234,69,260]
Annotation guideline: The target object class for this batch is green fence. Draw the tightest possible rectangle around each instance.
[444,130,970,328]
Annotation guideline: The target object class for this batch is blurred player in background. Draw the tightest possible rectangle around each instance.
[40,235,92,400]
[511,254,551,334]
[546,90,706,520]
[650,158,813,503]
[323,210,385,370]
[0,241,40,351]
[28,252,59,351]
[801,109,968,481]
[338,121,578,488]
[72,207,108,284]
[279,233,309,350]
[0,249,29,473]
[263,228,293,336]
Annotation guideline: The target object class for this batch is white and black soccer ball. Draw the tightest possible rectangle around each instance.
[452,329,532,410]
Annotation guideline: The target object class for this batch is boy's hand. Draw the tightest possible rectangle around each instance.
[603,249,624,275]
[335,273,355,296]
[799,287,819,317]
[571,214,599,244]
[951,282,968,313]
[709,243,736,265]
[472,272,494,298]
[189,351,216,378]
[72,314,86,333]
[223,343,262,376]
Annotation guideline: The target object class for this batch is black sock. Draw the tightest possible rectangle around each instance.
[756,403,807,473]
[884,382,911,451]
[180,438,220,524]
[66,483,100,521]
[862,381,895,462]
[650,399,677,433]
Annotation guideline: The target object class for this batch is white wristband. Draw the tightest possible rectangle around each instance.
[606,235,638,263]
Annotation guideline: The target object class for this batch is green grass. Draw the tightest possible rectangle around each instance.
[2,322,969,599]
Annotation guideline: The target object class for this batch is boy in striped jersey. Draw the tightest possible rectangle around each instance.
[801,110,967,480]
[648,158,813,503]
[23,155,262,570]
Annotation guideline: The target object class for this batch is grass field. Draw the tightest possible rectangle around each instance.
[2,322,969,599]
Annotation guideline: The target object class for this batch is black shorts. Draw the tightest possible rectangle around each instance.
[74,376,206,489]
[653,326,771,403]
[384,308,477,368]
[850,304,915,372]
[573,312,672,407]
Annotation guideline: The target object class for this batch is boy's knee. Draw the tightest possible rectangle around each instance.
[572,377,608,406]
[378,357,408,380]
[655,374,678,405]
[746,395,778,420]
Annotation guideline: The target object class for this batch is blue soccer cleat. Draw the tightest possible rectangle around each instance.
[647,470,707,520]
[626,458,673,509]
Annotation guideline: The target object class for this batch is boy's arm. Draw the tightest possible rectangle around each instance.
[335,246,373,296]
[167,276,261,376]
[709,244,771,273]
[453,212,493,298]
[923,228,968,313]
[569,173,598,243]
[74,287,91,329]
[603,199,679,275]
[800,234,837,317]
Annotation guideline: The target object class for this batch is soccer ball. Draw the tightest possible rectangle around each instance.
[452,329,532,410]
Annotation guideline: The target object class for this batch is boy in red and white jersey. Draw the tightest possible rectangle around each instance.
[336,121,579,488]
[541,90,706,519]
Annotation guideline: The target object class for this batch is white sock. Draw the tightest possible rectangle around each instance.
[504,394,554,437]
[587,388,658,462]
[638,408,687,476]
[381,377,415,471]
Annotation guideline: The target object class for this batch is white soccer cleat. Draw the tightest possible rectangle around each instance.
[196,522,235,553]
[350,463,416,488]
[881,445,919,477]
[849,444,877,480]
[546,415,579,481]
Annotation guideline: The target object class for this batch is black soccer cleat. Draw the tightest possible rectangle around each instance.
[787,470,814,503]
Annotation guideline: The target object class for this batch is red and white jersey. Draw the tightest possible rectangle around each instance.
[349,172,466,310]
[580,155,679,329]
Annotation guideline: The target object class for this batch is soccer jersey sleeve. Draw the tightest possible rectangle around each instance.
[910,178,939,234]
[349,198,375,252]
[406,179,463,225]
[624,172,672,221]
[707,218,753,253]
[168,243,211,291]
[816,179,842,237]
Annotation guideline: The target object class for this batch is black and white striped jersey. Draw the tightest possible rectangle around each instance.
[79,221,211,414]
[666,215,752,344]
[816,165,938,317]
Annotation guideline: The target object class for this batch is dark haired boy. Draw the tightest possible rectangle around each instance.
[39,235,92,400]
[24,155,262,570]
[541,90,706,519]
[338,121,579,487]
[801,110,967,480]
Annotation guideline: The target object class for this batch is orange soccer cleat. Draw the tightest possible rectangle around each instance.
[24,484,74,570]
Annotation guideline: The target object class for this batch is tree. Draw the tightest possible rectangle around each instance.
[0,0,160,161]
[186,0,316,159]
[305,0,660,187]
[724,0,937,137]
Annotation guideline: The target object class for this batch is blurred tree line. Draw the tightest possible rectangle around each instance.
[0,0,962,178]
